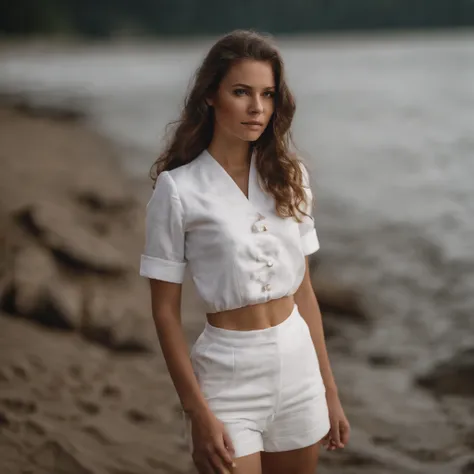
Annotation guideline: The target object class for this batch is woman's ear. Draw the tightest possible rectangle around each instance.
[205,93,215,107]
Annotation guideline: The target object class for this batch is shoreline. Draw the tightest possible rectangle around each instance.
[1,26,473,50]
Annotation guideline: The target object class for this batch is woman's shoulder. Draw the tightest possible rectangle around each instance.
[163,150,208,196]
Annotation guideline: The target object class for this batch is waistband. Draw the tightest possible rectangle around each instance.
[202,303,301,347]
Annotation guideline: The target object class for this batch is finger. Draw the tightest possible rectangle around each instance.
[214,436,235,467]
[222,431,235,456]
[326,438,337,451]
[341,421,351,445]
[209,451,232,474]
[323,432,333,447]
[336,421,346,448]
[222,430,236,461]
[331,422,341,446]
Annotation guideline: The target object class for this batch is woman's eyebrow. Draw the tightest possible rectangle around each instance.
[231,83,276,90]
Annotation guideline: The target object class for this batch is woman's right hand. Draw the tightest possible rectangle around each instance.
[190,408,236,474]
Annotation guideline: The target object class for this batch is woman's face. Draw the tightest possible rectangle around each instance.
[208,59,276,143]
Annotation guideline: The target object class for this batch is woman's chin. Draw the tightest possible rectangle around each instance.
[239,130,264,142]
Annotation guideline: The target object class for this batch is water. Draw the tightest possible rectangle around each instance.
[1,31,473,368]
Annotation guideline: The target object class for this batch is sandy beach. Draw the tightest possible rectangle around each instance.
[0,97,473,474]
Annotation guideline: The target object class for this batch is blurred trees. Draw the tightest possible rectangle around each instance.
[1,0,473,37]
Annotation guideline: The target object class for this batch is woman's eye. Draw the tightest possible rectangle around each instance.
[233,89,247,96]
[233,89,274,98]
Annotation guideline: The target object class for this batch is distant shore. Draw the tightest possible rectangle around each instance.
[1,27,474,53]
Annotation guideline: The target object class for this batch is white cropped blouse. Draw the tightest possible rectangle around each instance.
[139,149,320,313]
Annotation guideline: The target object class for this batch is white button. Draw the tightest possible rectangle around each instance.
[251,222,268,233]
[266,260,274,267]
[262,284,272,292]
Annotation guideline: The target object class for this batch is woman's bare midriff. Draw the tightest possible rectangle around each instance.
[206,295,295,331]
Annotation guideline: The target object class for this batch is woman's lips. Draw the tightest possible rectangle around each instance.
[242,121,263,130]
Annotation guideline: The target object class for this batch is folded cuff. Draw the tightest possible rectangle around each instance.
[300,228,320,256]
[139,254,186,283]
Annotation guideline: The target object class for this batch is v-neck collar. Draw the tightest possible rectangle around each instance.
[203,149,256,204]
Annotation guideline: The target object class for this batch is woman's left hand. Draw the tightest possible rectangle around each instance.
[321,390,350,451]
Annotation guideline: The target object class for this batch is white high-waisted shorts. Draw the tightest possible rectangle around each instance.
[184,303,330,459]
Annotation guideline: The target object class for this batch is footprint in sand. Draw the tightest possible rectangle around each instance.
[0,396,37,415]
[81,424,111,445]
[0,362,29,383]
[24,419,47,437]
[101,383,121,399]
[125,408,153,424]
[75,399,100,416]
[0,407,21,434]
[10,363,28,380]
[0,408,10,427]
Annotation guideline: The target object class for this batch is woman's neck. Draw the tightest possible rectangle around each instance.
[207,135,252,171]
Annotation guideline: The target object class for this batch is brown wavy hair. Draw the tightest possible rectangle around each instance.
[150,29,311,222]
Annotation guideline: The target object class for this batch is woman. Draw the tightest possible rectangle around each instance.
[140,30,350,474]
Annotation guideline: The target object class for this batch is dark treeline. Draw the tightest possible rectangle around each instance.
[1,0,474,37]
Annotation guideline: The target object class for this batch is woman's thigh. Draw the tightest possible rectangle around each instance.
[232,452,262,474]
[260,443,320,474]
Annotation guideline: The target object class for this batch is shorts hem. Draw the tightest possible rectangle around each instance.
[263,424,330,453]
[233,439,263,459]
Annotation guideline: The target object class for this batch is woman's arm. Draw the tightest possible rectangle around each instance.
[293,256,350,450]
[148,279,236,471]
[149,278,208,417]
[294,257,337,394]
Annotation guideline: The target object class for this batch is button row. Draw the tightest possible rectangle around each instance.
[253,213,272,294]
[256,255,274,267]
[252,223,268,233]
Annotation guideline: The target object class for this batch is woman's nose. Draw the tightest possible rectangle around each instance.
[250,95,264,114]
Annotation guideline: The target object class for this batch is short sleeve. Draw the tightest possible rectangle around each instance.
[139,171,187,283]
[298,162,320,256]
